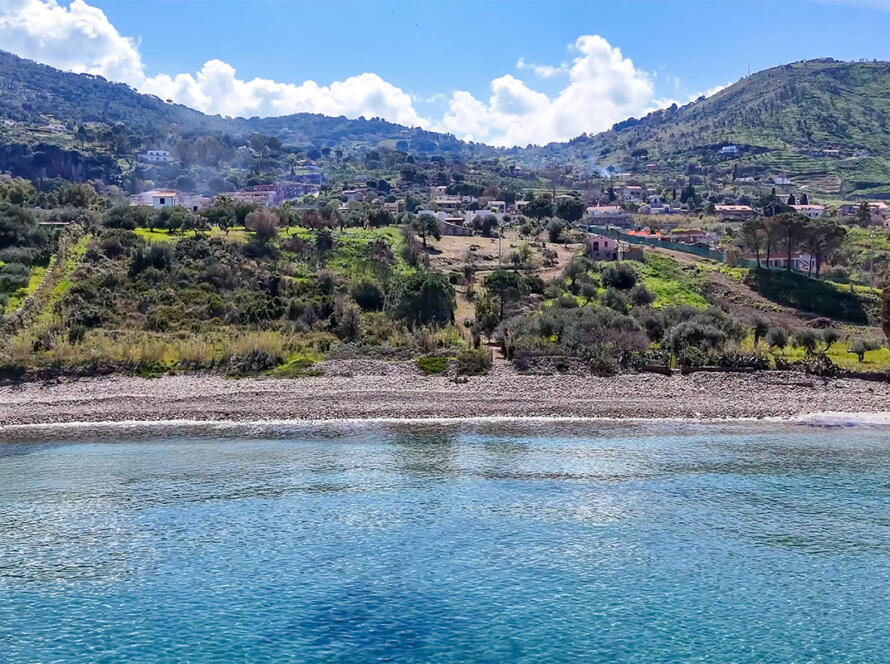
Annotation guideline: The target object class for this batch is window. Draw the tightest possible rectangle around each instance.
[159,197,166,205]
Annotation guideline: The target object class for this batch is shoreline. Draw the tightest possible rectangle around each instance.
[2,365,890,429]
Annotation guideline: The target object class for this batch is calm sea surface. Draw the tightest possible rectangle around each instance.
[1,419,889,663]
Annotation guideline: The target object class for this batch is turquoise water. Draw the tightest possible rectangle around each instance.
[1,419,889,663]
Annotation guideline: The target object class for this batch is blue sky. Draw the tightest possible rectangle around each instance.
[1,0,889,145]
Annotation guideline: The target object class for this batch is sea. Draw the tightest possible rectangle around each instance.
[1,417,888,663]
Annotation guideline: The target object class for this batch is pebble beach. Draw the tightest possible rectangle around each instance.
[1,361,889,427]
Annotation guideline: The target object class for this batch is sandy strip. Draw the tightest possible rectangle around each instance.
[1,370,889,427]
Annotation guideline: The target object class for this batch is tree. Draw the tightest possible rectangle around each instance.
[787,193,796,205]
[794,329,818,355]
[385,270,455,327]
[56,182,97,208]
[742,218,764,268]
[774,213,808,271]
[881,288,890,344]
[367,209,393,228]
[799,193,809,205]
[484,268,524,319]
[525,197,553,219]
[412,213,440,249]
[547,219,565,243]
[803,220,846,278]
[555,198,585,223]
[752,317,769,346]
[856,202,872,228]
[849,339,878,363]
[246,209,279,244]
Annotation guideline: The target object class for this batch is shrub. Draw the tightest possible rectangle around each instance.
[416,355,449,375]
[0,262,30,291]
[602,287,628,313]
[351,279,384,311]
[336,303,362,342]
[600,262,638,290]
[316,269,336,295]
[629,284,655,306]
[386,270,456,328]
[766,327,789,350]
[793,329,819,355]
[848,339,879,363]
[586,345,619,376]
[666,321,727,356]
[821,329,841,351]
[547,219,565,243]
[455,347,492,376]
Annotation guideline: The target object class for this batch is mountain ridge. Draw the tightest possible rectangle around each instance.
[2,50,890,195]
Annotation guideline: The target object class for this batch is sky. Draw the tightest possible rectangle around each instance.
[1,0,889,147]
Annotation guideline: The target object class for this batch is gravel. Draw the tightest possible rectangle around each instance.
[0,370,888,427]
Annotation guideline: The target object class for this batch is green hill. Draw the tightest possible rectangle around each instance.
[2,51,890,196]
[517,59,890,197]
[0,49,491,182]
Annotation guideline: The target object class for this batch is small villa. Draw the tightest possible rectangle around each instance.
[586,234,618,261]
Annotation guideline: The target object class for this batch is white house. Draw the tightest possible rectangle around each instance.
[720,145,739,155]
[151,190,178,209]
[791,204,825,219]
[616,185,643,201]
[587,205,627,220]
[139,149,171,163]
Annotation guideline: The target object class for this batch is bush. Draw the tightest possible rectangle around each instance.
[666,321,727,356]
[848,339,879,363]
[793,329,819,355]
[602,287,628,313]
[351,279,384,311]
[0,262,30,291]
[766,327,789,350]
[386,270,456,328]
[629,284,655,306]
[336,304,362,342]
[456,347,492,376]
[600,263,638,290]
[586,345,619,376]
[547,219,565,243]
[416,355,449,375]
[716,353,771,370]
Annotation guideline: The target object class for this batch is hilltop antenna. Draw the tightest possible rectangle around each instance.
[746,61,751,78]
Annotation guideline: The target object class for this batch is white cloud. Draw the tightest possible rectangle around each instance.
[516,57,567,79]
[438,35,659,146]
[0,0,143,85]
[0,0,424,127]
[0,2,719,146]
[141,61,425,126]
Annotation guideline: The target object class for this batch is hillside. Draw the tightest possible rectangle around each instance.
[2,52,890,196]
[0,49,490,181]
[519,59,890,197]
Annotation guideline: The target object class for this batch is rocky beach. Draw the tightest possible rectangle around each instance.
[1,362,889,428]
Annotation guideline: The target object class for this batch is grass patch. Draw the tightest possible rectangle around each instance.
[744,268,879,324]
[636,254,708,308]
[4,265,47,313]
[416,355,449,374]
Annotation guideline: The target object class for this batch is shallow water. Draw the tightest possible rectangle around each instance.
[1,420,889,663]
